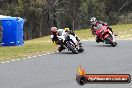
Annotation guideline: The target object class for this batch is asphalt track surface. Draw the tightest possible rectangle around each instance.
[0,40,132,88]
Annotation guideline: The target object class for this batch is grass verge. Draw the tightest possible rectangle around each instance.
[0,37,57,62]
[0,24,131,62]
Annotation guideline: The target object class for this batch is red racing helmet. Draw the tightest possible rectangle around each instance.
[51,27,57,34]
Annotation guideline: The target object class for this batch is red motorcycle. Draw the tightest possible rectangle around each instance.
[95,24,117,47]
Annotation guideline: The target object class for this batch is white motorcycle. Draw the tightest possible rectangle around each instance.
[57,29,84,54]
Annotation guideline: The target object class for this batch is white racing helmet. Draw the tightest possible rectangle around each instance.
[90,17,97,25]
[90,17,97,22]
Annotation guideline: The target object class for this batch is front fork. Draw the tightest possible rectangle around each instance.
[103,32,116,43]
[112,34,116,42]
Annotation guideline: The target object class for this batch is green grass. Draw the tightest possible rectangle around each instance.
[75,29,95,40]
[0,36,57,62]
[0,24,132,62]
[112,24,132,40]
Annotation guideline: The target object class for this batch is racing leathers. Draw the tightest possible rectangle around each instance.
[91,21,113,43]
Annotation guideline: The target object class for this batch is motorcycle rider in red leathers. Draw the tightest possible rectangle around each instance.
[90,17,113,43]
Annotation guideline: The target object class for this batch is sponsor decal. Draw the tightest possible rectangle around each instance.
[76,66,131,85]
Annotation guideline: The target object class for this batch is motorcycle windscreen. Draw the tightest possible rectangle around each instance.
[95,24,103,30]
[58,31,62,36]
[58,29,65,36]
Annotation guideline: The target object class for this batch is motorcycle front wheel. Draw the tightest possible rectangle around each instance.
[66,42,78,54]
[105,37,117,47]
[78,47,84,53]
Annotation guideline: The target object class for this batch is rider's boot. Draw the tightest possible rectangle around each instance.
[58,45,64,52]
